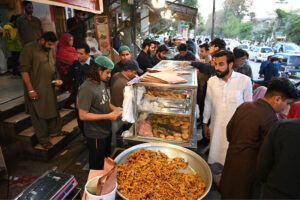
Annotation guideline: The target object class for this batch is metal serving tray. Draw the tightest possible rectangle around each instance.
[115,143,212,200]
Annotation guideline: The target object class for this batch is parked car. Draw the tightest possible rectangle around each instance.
[274,42,300,53]
[238,44,250,52]
[249,46,274,62]
[276,52,300,77]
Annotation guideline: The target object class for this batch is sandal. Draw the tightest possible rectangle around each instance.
[41,142,53,149]
[49,131,70,137]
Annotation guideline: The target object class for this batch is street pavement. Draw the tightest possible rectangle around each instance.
[249,60,260,80]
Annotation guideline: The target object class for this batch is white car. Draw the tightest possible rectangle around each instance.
[238,44,250,53]
[249,46,274,62]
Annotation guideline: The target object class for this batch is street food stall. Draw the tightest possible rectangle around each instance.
[123,60,198,148]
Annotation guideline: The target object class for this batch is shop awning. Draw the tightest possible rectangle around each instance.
[166,1,198,24]
[29,0,103,14]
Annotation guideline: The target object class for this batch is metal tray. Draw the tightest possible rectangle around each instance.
[114,143,212,200]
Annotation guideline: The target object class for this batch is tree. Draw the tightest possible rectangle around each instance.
[195,14,205,35]
[223,15,240,38]
[205,10,227,37]
[177,0,198,8]
[223,0,253,20]
[239,21,253,40]
[285,14,300,44]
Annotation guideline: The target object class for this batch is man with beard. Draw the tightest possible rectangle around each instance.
[221,77,299,199]
[78,56,121,169]
[136,39,156,72]
[16,1,43,47]
[152,44,169,66]
[85,30,101,59]
[19,32,63,149]
[111,45,132,78]
[62,43,93,136]
[202,50,252,183]
[180,38,226,144]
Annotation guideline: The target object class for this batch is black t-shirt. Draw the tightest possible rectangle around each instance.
[173,51,196,61]
[78,80,112,139]
[136,50,153,72]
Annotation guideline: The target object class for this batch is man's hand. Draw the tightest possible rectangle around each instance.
[107,112,121,120]
[29,91,39,100]
[91,47,96,52]
[203,123,210,139]
[180,61,191,68]
[52,80,63,86]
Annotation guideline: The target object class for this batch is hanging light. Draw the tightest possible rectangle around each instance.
[152,0,166,9]
[164,9,171,19]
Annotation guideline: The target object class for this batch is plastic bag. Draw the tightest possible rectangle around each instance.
[122,85,135,123]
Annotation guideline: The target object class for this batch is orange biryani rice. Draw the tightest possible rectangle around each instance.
[117,149,206,200]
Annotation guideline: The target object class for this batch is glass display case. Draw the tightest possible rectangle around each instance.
[126,60,198,148]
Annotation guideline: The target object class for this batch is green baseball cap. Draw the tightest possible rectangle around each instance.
[94,56,114,70]
[118,45,131,53]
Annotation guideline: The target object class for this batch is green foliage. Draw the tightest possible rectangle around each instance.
[223,0,253,20]
[177,0,198,8]
[275,9,289,19]
[285,14,300,45]
[223,15,240,37]
[239,21,253,40]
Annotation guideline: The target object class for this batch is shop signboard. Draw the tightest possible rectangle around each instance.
[94,15,112,60]
[29,0,103,14]
[179,25,189,39]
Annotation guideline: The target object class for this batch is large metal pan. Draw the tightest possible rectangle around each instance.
[114,142,212,199]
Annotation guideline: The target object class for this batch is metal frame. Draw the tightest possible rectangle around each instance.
[131,60,198,147]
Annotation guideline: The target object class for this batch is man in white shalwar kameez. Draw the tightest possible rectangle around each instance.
[86,30,102,58]
[203,50,252,170]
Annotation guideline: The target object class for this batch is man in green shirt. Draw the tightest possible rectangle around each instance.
[78,56,121,170]
[19,32,63,149]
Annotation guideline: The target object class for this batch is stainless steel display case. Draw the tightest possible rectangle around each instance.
[128,60,198,148]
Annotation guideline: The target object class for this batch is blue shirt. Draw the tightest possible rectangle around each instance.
[259,60,271,75]
[276,61,281,71]
[262,62,279,85]
[112,37,121,51]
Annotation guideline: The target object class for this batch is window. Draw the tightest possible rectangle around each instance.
[261,48,273,53]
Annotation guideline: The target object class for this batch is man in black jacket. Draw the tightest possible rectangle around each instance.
[257,118,300,199]
[62,43,93,135]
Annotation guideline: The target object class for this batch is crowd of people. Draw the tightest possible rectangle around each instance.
[1,1,300,199]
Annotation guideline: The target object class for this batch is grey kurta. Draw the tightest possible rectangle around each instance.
[19,41,59,119]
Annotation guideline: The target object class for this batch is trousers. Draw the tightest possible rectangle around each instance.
[86,136,112,170]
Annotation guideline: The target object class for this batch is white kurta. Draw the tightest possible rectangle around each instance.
[203,71,253,165]
[86,37,102,57]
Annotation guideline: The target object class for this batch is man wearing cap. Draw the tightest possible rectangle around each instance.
[110,59,142,108]
[111,45,132,78]
[110,59,142,150]
[78,56,121,170]
[85,30,101,59]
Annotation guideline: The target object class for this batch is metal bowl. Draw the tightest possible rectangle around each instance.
[114,142,212,199]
